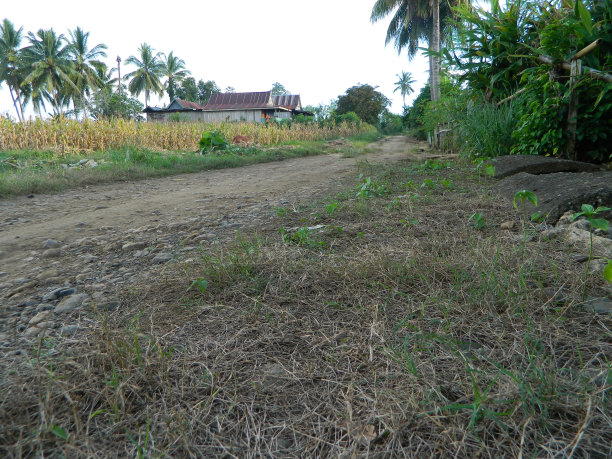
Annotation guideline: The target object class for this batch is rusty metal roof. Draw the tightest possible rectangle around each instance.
[272,94,302,110]
[202,92,274,110]
[174,99,205,110]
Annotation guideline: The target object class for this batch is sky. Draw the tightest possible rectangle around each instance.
[0,0,431,119]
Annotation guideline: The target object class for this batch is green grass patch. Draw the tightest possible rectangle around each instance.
[0,132,381,197]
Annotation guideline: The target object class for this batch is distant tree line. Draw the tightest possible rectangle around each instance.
[0,19,297,121]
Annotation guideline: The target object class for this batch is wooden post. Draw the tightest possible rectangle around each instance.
[566,58,582,160]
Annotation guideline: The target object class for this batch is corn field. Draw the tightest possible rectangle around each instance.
[0,118,374,153]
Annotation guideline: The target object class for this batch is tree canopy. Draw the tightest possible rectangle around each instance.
[336,84,390,125]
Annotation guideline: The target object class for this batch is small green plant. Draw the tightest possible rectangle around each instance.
[199,129,228,152]
[440,179,454,189]
[571,204,611,296]
[325,201,340,214]
[513,190,538,248]
[604,260,612,284]
[469,212,485,229]
[275,207,289,216]
[187,278,208,294]
[387,197,402,211]
[356,175,388,198]
[49,423,69,440]
[420,178,437,189]
[512,190,538,213]
[279,226,325,248]
[411,159,451,173]
[399,218,419,227]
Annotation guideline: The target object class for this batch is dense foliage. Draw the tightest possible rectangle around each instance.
[0,20,225,120]
[336,84,391,125]
[402,0,612,163]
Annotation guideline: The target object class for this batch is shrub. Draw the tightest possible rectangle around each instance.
[199,130,228,152]
[378,110,404,134]
[334,111,361,125]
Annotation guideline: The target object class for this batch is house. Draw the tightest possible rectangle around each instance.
[143,91,312,122]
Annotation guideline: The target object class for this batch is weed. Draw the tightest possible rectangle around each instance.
[411,159,451,173]
[469,212,486,229]
[279,226,325,248]
[187,278,208,294]
[400,217,419,227]
[512,190,538,214]
[571,204,611,296]
[604,260,612,284]
[387,197,402,211]
[513,190,538,243]
[275,207,289,217]
[325,201,340,215]
[356,175,388,198]
[440,179,454,189]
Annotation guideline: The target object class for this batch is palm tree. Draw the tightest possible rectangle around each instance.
[124,43,164,107]
[0,19,25,121]
[161,51,190,102]
[21,28,77,115]
[65,27,107,119]
[371,0,455,103]
[393,71,416,107]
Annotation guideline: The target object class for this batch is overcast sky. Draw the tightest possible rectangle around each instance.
[0,0,431,119]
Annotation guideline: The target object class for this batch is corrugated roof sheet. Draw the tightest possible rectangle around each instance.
[202,92,273,110]
[175,99,205,110]
[273,94,301,110]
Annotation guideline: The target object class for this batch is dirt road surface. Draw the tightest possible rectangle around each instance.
[0,136,427,342]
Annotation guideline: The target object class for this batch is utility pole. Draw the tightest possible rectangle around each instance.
[116,56,122,96]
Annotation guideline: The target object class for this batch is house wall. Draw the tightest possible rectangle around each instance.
[274,111,292,119]
[146,112,167,122]
[192,110,264,123]
[146,109,292,123]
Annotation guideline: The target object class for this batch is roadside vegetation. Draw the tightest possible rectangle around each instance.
[0,128,380,197]
[378,0,611,164]
[2,156,609,456]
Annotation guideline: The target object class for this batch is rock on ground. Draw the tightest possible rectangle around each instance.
[492,171,612,221]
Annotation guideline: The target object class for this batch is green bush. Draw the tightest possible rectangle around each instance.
[458,98,518,158]
[199,130,228,152]
[512,65,612,161]
[378,110,404,134]
[447,0,612,163]
[334,111,361,125]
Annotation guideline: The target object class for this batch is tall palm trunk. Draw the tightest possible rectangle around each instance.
[430,0,441,102]
[7,73,24,121]
[14,83,24,120]
[7,84,22,121]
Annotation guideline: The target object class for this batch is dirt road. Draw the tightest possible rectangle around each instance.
[0,136,426,340]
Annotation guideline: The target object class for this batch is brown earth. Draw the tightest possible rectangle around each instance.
[2,137,612,457]
[0,136,430,333]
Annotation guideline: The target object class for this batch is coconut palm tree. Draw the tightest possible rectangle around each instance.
[124,43,164,107]
[0,19,25,121]
[393,71,416,107]
[160,51,190,102]
[21,28,77,115]
[371,0,456,103]
[65,27,107,119]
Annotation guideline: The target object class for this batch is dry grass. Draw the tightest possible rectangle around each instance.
[0,118,373,153]
[1,159,610,457]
